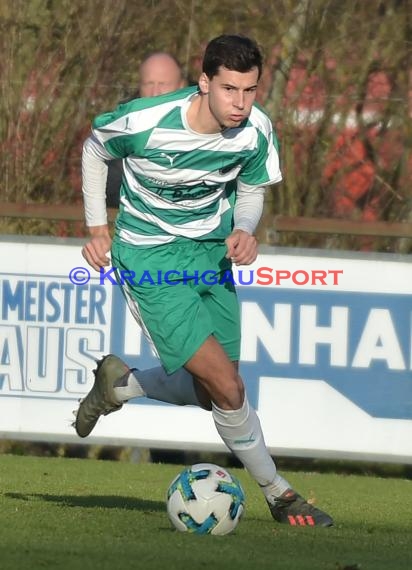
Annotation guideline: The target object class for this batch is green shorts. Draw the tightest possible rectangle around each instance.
[111,238,241,373]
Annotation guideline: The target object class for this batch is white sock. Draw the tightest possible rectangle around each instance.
[212,396,290,501]
[113,366,202,407]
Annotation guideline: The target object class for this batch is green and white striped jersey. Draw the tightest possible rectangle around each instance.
[91,85,281,246]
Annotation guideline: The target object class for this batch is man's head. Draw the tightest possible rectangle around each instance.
[139,52,185,97]
[198,35,263,131]
[202,35,263,81]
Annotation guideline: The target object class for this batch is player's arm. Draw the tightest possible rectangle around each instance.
[225,183,265,266]
[227,111,282,266]
[81,135,114,271]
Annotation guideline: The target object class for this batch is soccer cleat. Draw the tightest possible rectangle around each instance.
[74,354,129,438]
[268,489,333,527]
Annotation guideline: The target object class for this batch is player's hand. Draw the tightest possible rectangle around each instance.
[225,229,258,266]
[82,226,112,271]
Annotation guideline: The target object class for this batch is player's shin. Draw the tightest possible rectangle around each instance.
[114,366,203,406]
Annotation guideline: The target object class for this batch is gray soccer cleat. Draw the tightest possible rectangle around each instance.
[74,354,129,438]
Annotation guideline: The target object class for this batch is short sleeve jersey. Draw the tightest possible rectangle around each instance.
[91,86,282,246]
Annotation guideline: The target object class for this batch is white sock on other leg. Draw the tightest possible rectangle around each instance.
[212,396,290,501]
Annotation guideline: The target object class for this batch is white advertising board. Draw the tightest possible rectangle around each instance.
[1,236,412,463]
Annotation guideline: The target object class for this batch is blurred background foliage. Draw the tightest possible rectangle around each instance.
[0,0,411,251]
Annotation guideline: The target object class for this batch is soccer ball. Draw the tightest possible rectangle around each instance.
[166,463,245,535]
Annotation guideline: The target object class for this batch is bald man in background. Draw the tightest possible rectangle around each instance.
[106,52,186,207]
[139,52,186,97]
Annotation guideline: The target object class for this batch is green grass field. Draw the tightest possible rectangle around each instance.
[0,454,411,570]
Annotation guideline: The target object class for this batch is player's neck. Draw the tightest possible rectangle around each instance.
[187,93,221,134]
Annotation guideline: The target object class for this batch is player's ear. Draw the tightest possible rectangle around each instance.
[198,73,210,95]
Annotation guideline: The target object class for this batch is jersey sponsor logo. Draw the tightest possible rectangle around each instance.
[145,182,218,202]
[145,176,169,187]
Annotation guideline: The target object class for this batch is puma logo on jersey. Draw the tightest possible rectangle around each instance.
[160,152,181,167]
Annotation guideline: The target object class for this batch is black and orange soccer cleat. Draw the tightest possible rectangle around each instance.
[268,489,334,527]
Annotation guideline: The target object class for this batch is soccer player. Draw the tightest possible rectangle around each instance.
[76,34,333,527]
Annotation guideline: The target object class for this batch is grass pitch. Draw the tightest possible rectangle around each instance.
[0,454,411,570]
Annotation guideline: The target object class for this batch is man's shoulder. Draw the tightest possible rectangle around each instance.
[120,85,197,113]
[249,102,273,129]
[93,86,197,130]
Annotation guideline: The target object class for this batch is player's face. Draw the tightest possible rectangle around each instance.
[199,66,259,130]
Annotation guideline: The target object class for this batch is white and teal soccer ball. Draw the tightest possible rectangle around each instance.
[166,463,245,535]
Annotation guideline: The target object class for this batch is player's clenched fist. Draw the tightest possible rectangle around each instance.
[225,229,258,266]
[82,226,112,271]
